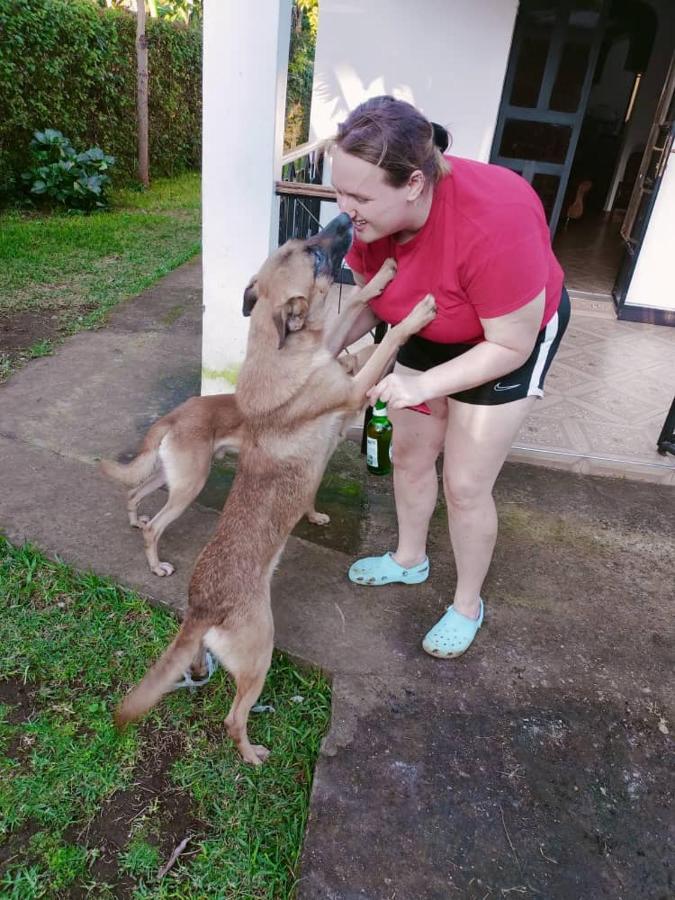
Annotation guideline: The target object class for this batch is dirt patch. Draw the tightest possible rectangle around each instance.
[0,679,40,762]
[0,819,40,870]
[70,726,205,898]
[0,682,205,896]
[0,678,39,724]
[0,309,63,354]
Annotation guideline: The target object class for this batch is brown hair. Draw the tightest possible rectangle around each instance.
[334,96,450,188]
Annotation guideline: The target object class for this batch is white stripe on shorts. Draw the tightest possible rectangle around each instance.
[527,311,559,398]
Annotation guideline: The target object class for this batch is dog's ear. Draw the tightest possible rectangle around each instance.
[273,297,309,349]
[272,308,287,348]
[242,279,258,316]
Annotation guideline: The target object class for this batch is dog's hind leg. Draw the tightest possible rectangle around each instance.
[142,452,211,576]
[306,507,330,526]
[189,643,209,680]
[127,470,166,528]
[306,486,330,525]
[204,610,274,765]
[143,480,206,576]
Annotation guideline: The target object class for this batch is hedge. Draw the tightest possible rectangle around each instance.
[0,0,202,200]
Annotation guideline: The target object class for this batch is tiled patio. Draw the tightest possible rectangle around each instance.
[553,212,625,297]
[514,293,675,484]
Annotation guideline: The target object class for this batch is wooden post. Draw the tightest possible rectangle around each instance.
[136,0,149,188]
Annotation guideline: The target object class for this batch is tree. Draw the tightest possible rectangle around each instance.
[136,0,149,186]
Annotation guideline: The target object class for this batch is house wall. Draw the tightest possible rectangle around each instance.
[309,0,518,162]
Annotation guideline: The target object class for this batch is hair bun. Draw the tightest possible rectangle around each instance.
[431,122,449,153]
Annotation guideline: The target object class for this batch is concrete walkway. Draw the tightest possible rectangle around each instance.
[0,260,672,899]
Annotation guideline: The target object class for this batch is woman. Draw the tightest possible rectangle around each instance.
[331,96,569,659]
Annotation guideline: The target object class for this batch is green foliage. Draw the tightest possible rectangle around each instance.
[98,0,203,26]
[120,838,161,877]
[285,0,319,150]
[22,128,115,211]
[0,173,201,379]
[0,0,201,203]
[154,0,202,25]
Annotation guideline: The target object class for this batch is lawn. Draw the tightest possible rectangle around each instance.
[0,173,201,380]
[0,537,331,898]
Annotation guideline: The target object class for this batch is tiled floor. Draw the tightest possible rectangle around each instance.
[553,211,625,296]
[515,295,675,484]
[330,285,675,485]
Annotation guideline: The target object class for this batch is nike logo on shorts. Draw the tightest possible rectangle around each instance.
[494,382,521,392]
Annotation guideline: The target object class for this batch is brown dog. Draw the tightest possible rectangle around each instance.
[100,393,332,577]
[115,212,436,764]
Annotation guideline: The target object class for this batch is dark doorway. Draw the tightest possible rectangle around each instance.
[490,0,608,235]
[553,0,659,297]
[492,0,670,304]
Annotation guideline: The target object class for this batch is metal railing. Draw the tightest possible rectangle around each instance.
[276,141,354,285]
[277,140,331,241]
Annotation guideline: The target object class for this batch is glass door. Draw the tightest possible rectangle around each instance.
[490,0,608,235]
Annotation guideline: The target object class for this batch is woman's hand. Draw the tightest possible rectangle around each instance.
[367,372,428,410]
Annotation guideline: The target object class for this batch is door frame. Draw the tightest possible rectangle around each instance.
[612,52,675,326]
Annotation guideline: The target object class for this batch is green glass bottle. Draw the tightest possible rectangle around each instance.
[366,400,393,475]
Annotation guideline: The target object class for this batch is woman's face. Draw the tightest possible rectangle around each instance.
[331,146,420,243]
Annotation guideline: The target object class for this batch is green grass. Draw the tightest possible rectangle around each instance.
[0,537,331,898]
[0,173,201,377]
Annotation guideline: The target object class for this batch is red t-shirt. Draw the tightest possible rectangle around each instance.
[345,156,564,344]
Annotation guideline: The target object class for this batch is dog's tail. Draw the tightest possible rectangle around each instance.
[114,618,210,727]
[99,421,171,487]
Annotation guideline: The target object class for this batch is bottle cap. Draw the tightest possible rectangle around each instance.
[372,400,388,418]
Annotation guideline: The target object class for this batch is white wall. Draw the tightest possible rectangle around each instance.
[309,0,518,162]
[201,0,291,395]
[625,149,675,312]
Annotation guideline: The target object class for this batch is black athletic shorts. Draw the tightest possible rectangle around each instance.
[396,287,570,406]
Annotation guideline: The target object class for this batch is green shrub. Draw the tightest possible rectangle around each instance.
[0,0,201,203]
[21,128,115,211]
[285,0,318,150]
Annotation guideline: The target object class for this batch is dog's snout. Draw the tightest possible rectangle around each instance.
[311,212,353,281]
[320,211,353,241]
[333,211,352,234]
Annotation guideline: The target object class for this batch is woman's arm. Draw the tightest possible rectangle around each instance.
[367,290,545,408]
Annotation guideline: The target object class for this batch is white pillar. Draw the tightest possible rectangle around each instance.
[201,0,292,395]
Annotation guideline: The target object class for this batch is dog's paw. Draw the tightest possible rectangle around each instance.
[241,744,270,766]
[337,352,359,375]
[152,561,175,577]
[306,510,330,526]
[371,257,397,293]
[408,293,437,330]
[251,744,271,764]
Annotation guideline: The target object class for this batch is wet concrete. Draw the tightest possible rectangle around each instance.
[0,259,672,899]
